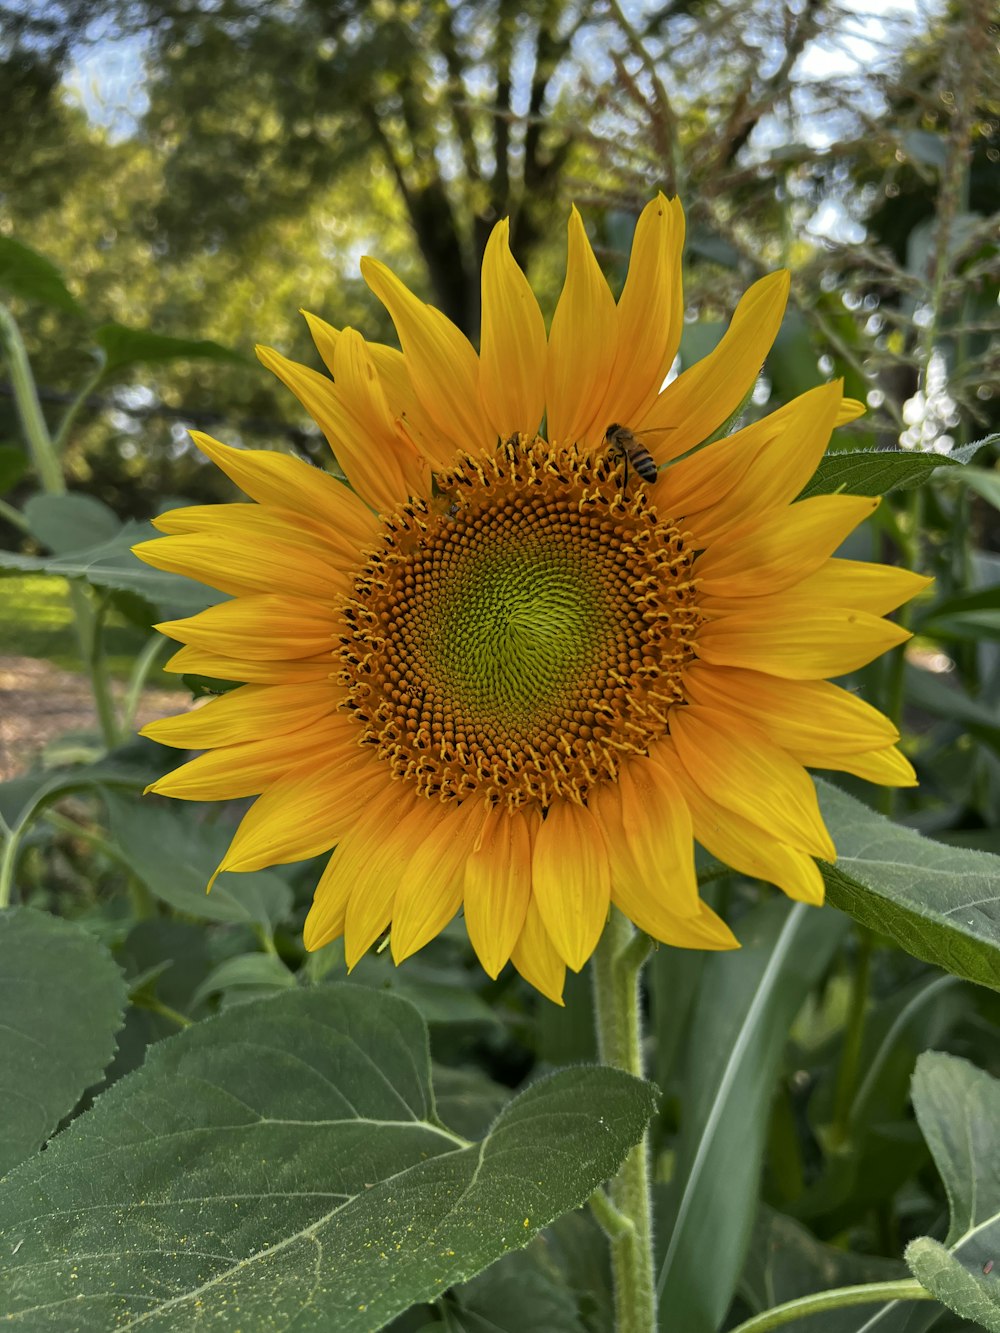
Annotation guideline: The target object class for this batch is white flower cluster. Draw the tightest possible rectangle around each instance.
[900,350,960,454]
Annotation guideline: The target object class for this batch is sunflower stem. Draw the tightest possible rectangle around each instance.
[592,907,657,1333]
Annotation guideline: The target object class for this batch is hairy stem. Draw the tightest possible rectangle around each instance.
[591,908,656,1333]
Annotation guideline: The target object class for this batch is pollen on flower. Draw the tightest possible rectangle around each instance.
[338,434,702,810]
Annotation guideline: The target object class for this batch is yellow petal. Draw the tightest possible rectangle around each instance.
[531,801,611,971]
[607,755,699,915]
[837,398,866,423]
[342,790,428,967]
[463,805,533,978]
[797,744,917,787]
[670,704,835,860]
[360,256,492,457]
[302,851,352,952]
[638,270,791,464]
[147,718,358,801]
[682,662,899,755]
[595,194,686,429]
[154,595,338,660]
[695,607,911,678]
[213,751,387,876]
[153,502,361,569]
[586,770,725,946]
[678,754,826,905]
[133,530,350,602]
[141,681,340,750]
[510,894,567,1005]
[304,781,422,956]
[390,799,485,963]
[479,218,547,439]
[334,328,431,498]
[257,343,421,513]
[694,495,880,597]
[189,432,378,548]
[776,560,933,617]
[162,643,333,684]
[545,206,618,447]
[657,381,845,544]
[303,311,455,472]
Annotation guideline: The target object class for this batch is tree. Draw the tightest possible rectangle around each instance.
[116,0,597,333]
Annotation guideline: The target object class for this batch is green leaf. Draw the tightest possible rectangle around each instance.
[954,466,1000,512]
[0,908,127,1176]
[0,519,222,618]
[0,443,28,495]
[0,986,656,1331]
[0,753,154,848]
[905,1052,1000,1331]
[0,237,83,316]
[22,492,121,555]
[430,1065,511,1142]
[739,1206,937,1333]
[94,323,246,374]
[449,1243,587,1332]
[190,952,297,1008]
[104,791,294,931]
[656,898,850,1333]
[801,449,963,498]
[817,780,1000,991]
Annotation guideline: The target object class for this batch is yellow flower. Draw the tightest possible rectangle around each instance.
[134,196,929,1004]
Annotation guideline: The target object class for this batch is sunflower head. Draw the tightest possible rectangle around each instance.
[135,196,929,1003]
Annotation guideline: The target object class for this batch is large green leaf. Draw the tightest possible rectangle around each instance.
[0,908,127,1177]
[94,323,246,374]
[104,791,294,932]
[655,898,850,1333]
[817,780,1000,991]
[0,986,656,1331]
[905,1052,1000,1331]
[0,237,83,316]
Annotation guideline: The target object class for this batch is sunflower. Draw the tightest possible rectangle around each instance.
[134,196,928,1004]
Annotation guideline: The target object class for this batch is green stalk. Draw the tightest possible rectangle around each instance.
[120,634,169,733]
[0,496,30,531]
[0,302,119,751]
[0,304,65,494]
[727,1279,933,1332]
[591,908,656,1332]
[830,926,873,1146]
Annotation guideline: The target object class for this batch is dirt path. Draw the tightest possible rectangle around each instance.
[0,656,188,780]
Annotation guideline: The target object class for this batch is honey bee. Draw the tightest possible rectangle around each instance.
[604,423,659,486]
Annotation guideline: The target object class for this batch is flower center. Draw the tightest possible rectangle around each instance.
[338,436,700,809]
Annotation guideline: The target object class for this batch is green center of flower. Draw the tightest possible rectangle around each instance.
[339,437,701,809]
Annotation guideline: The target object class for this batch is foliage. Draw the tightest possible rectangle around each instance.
[1,4,1000,1331]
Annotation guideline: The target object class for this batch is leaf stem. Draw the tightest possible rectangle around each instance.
[0,496,30,531]
[120,634,168,733]
[727,1279,934,1332]
[591,908,656,1333]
